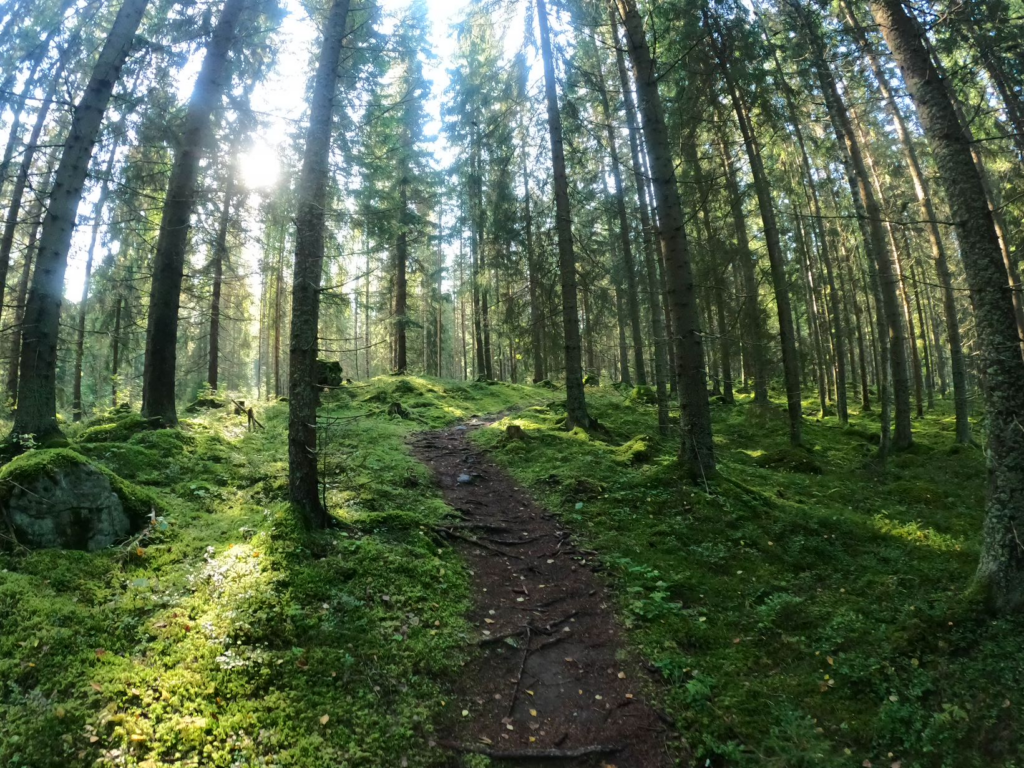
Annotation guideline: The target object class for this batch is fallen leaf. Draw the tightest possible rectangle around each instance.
[320,714,329,725]
[529,709,537,717]
[617,671,626,679]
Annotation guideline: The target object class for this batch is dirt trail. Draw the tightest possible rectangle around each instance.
[411,416,676,767]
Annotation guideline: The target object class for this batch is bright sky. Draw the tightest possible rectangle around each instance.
[64,0,528,302]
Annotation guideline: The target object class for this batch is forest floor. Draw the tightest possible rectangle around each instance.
[1,377,1023,768]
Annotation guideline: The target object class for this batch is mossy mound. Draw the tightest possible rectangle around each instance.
[752,446,824,474]
[583,374,600,387]
[534,379,557,389]
[616,434,652,465]
[76,413,162,444]
[628,385,658,405]
[185,395,228,413]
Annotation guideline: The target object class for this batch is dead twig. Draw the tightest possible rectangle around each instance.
[436,741,620,759]
[506,626,531,718]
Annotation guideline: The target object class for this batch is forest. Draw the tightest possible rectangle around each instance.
[0,0,1023,765]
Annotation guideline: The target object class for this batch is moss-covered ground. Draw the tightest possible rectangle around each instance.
[473,388,1023,768]
[1,377,1019,768]
[0,377,542,768]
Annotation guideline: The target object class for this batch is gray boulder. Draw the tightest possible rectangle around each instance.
[1,449,150,551]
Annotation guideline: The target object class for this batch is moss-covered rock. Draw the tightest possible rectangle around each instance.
[185,395,228,413]
[0,449,156,550]
[77,414,162,444]
[317,359,343,388]
[628,385,658,405]
[534,379,556,389]
[753,446,823,475]
[583,374,600,387]
[616,435,652,465]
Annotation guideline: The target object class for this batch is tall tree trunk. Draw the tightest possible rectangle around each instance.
[72,143,117,421]
[712,25,802,444]
[4,155,52,408]
[288,0,351,526]
[11,0,150,442]
[797,0,910,452]
[110,293,122,407]
[716,129,769,404]
[760,14,849,423]
[843,0,969,440]
[274,231,283,397]
[871,0,1024,612]
[608,1,669,432]
[615,0,714,476]
[395,184,408,373]
[594,46,646,385]
[0,63,62,327]
[537,0,589,429]
[208,161,237,390]
[523,133,546,383]
[867,0,1023,606]
[142,0,251,425]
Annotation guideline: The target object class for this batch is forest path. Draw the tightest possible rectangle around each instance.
[410,416,675,768]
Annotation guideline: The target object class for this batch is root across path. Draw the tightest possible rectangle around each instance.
[411,417,675,767]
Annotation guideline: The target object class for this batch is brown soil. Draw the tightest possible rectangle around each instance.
[411,416,679,767]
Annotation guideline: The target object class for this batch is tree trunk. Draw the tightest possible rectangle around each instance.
[761,16,849,423]
[0,64,61,327]
[141,0,250,425]
[798,1,910,452]
[288,0,351,527]
[537,0,589,429]
[716,129,769,404]
[523,133,546,383]
[4,153,53,408]
[594,47,646,385]
[72,144,117,421]
[712,27,802,444]
[395,184,408,373]
[11,0,150,442]
[615,0,714,476]
[871,0,1024,612]
[843,0,969,440]
[110,293,122,407]
[608,1,669,432]
[208,162,237,390]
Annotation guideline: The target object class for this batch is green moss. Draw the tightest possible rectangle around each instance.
[0,376,544,768]
[629,384,658,405]
[472,390,1021,768]
[77,414,159,444]
[615,435,652,465]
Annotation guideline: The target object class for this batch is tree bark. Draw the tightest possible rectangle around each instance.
[141,0,250,426]
[593,45,646,385]
[11,0,150,442]
[208,161,237,390]
[842,0,969,440]
[615,0,714,476]
[608,1,670,432]
[395,183,409,373]
[711,24,802,444]
[288,0,351,526]
[870,0,1024,611]
[537,0,589,429]
[0,62,61,328]
[796,0,910,452]
[72,143,118,421]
